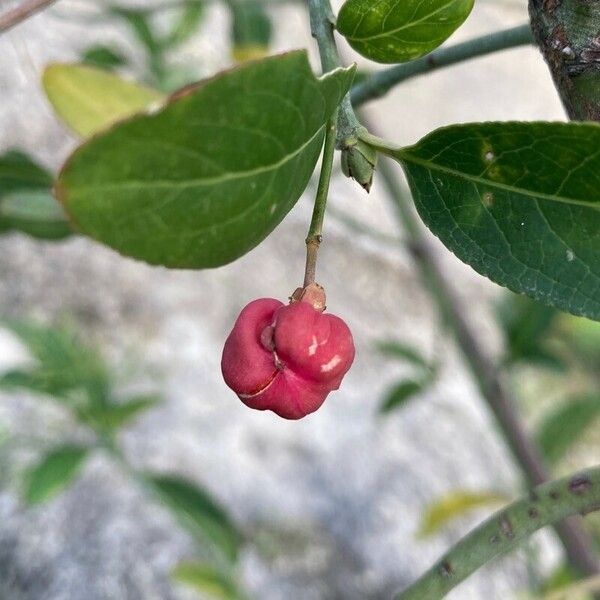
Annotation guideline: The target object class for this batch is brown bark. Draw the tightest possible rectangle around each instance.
[529,0,600,120]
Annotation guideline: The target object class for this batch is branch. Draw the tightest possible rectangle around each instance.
[529,0,600,121]
[369,144,600,580]
[0,0,58,33]
[351,24,534,107]
[307,0,362,145]
[303,111,338,287]
[396,467,600,600]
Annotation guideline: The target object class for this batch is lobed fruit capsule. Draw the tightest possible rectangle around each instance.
[221,287,354,419]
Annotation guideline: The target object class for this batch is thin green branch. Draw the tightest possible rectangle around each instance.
[307,0,362,145]
[303,111,338,287]
[396,467,600,600]
[351,24,534,107]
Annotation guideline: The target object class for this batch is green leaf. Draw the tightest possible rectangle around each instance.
[0,190,72,240]
[110,7,161,56]
[230,0,272,63]
[0,150,52,196]
[371,122,600,321]
[172,562,243,600]
[149,475,242,563]
[42,63,166,137]
[165,1,205,48]
[108,6,165,83]
[560,314,600,371]
[536,394,600,465]
[1,321,111,407]
[418,490,508,538]
[87,394,160,430]
[379,380,426,414]
[56,51,355,268]
[337,0,474,64]
[24,444,89,504]
[497,295,564,369]
[376,340,431,371]
[81,45,127,69]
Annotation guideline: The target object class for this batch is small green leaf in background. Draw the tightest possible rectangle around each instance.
[497,294,564,370]
[81,45,128,70]
[379,380,427,414]
[0,151,71,239]
[43,64,166,137]
[110,7,160,57]
[1,190,72,240]
[376,340,436,414]
[0,321,111,409]
[87,394,160,431]
[536,394,600,465]
[24,444,89,504]
[0,150,52,194]
[230,0,272,63]
[337,0,474,64]
[165,0,205,49]
[149,475,242,563]
[369,122,600,321]
[418,490,508,538]
[559,314,600,371]
[172,562,243,600]
[376,340,431,371]
[56,51,355,268]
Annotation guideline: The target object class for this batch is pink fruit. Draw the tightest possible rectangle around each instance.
[221,288,355,420]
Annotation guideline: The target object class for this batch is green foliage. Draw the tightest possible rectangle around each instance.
[101,1,205,86]
[536,394,600,465]
[85,394,161,431]
[0,321,159,433]
[149,474,242,563]
[380,380,426,414]
[172,562,244,600]
[0,151,70,240]
[337,0,474,64]
[43,64,166,137]
[498,294,564,370]
[24,444,89,504]
[230,0,272,62]
[559,314,600,371]
[1,320,242,589]
[370,122,600,321]
[56,52,355,268]
[376,340,431,370]
[376,340,436,415]
[418,490,508,538]
[109,7,162,63]
[81,45,127,69]
[0,150,52,193]
[164,1,205,49]
[0,321,111,404]
[0,190,72,240]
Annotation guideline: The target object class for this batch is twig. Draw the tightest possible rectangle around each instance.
[372,149,600,580]
[0,0,58,33]
[352,24,534,107]
[303,112,338,287]
[396,467,600,599]
[307,0,362,145]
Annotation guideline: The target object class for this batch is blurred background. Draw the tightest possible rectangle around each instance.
[1,0,599,598]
